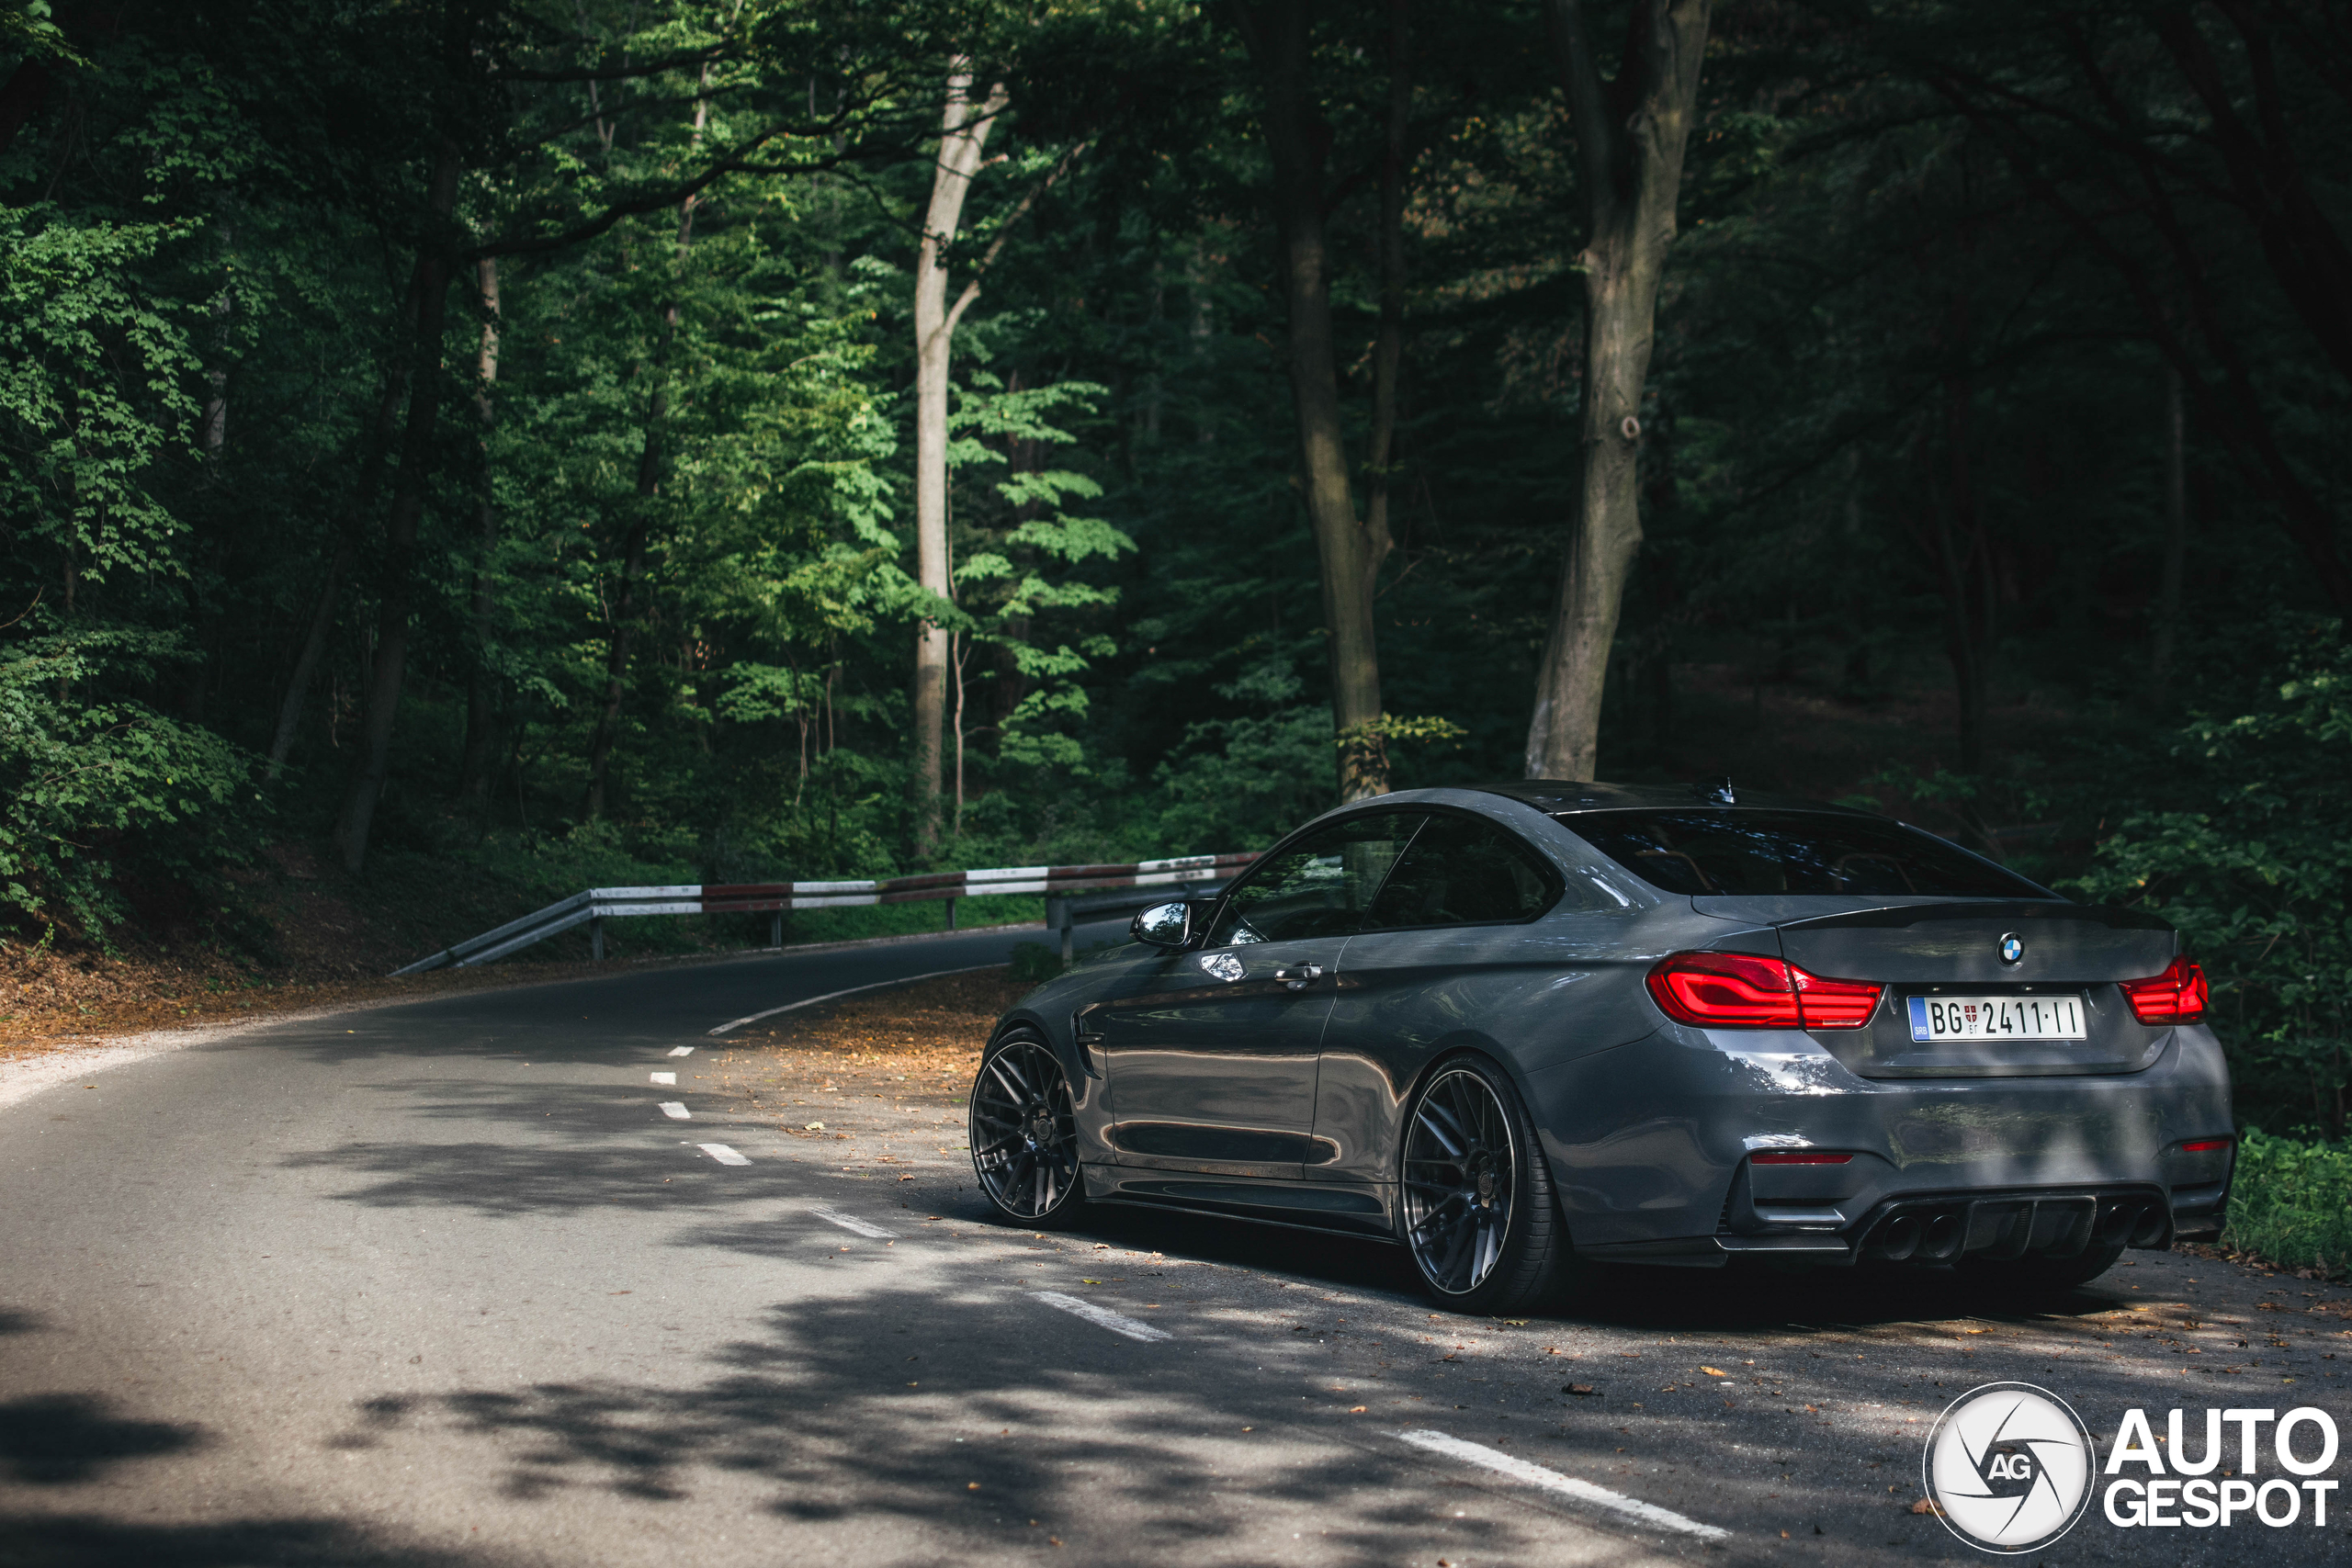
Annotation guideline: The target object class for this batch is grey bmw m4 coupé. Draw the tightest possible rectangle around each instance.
[966,782,2233,1314]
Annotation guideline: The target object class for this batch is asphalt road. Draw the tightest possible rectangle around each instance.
[3,925,2348,1568]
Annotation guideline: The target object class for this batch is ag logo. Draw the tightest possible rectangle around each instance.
[1923,1382,2094,1553]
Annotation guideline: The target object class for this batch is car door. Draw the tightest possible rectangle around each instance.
[1084,812,1424,1179]
[1310,810,1569,1186]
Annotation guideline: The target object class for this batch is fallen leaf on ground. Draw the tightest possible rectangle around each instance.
[1565,1383,1597,1396]
[1701,1366,1726,1377]
[1911,1498,1941,1516]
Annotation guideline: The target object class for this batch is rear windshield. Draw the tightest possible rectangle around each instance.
[1561,809,2050,899]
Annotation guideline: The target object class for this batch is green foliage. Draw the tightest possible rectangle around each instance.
[2070,619,2352,1134]
[0,0,2346,998]
[2225,1129,2352,1280]
[0,627,255,935]
[0,204,199,581]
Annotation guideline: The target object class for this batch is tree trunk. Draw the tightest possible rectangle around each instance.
[268,537,356,780]
[584,82,712,818]
[268,288,418,779]
[333,139,464,874]
[459,255,503,800]
[2150,365,2187,694]
[1237,1,1393,802]
[1522,0,1712,782]
[910,64,1007,852]
[1363,0,1409,554]
[1934,350,1989,776]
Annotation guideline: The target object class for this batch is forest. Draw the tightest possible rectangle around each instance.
[4,0,2352,1145]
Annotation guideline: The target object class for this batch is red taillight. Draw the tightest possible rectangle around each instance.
[1646,952,1801,1027]
[1750,1150,1854,1166]
[1645,952,1883,1031]
[2179,1137,2232,1154]
[1792,966,1885,1029]
[2120,955,2209,1025]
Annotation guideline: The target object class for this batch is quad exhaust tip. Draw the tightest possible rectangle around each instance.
[1860,1192,2168,1264]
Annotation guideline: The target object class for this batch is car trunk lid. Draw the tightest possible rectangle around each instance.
[1698,897,2178,1077]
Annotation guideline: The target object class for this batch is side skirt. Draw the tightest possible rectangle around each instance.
[1082,1164,1399,1242]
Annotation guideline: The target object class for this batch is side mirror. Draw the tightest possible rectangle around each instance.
[1131,900,1193,949]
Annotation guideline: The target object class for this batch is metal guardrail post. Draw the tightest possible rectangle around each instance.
[1046,897,1071,964]
[591,917,605,962]
[769,909,782,949]
[945,896,957,931]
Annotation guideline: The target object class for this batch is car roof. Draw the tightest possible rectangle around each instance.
[1464,779,1882,818]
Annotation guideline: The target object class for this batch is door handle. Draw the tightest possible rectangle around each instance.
[1273,963,1324,991]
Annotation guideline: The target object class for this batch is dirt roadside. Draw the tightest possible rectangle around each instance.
[700,965,1028,1145]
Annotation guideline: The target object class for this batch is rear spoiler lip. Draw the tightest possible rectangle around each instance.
[1767,898,2172,934]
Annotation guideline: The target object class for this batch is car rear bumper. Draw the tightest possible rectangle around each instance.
[1532,1020,2233,1261]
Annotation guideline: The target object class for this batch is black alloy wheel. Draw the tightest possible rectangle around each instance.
[1398,1057,1567,1313]
[970,1031,1084,1225]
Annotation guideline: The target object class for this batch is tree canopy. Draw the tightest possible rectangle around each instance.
[5,0,2351,1128]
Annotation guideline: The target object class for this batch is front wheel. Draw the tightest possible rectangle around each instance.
[969,1030,1086,1227]
[1398,1056,1569,1314]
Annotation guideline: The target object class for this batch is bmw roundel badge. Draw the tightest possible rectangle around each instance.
[1998,933,2025,965]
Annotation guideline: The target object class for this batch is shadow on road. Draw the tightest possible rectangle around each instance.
[0,1395,201,1485]
[322,1282,1586,1564]
[0,1515,505,1567]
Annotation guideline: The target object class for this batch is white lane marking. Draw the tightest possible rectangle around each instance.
[650,1071,676,1085]
[812,1208,895,1238]
[668,1046,695,1057]
[707,965,1000,1036]
[1395,1430,1729,1542]
[658,1102,690,1121]
[698,1143,750,1166]
[1031,1291,1173,1343]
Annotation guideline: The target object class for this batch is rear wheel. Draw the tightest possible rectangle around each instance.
[1398,1056,1569,1314]
[970,1031,1085,1227]
[1961,1240,2127,1294]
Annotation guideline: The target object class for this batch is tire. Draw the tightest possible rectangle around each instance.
[969,1029,1086,1228]
[1397,1055,1570,1314]
[1961,1240,2127,1294]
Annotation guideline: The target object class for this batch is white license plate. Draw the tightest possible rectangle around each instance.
[1906,994,2086,1043]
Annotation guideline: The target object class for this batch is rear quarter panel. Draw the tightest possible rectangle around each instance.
[1311,895,1771,1187]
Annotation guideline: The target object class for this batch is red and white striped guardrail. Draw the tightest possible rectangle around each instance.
[392,852,1259,975]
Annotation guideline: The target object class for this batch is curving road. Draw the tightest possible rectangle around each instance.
[2,925,2347,1567]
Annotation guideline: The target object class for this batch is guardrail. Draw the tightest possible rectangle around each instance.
[391,852,1257,976]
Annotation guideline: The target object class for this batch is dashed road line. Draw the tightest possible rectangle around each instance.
[1395,1429,1728,1542]
[1032,1291,1172,1343]
[658,1102,690,1120]
[812,1208,896,1238]
[650,1071,676,1085]
[698,1143,750,1166]
[668,1045,695,1057]
[706,966,1000,1036]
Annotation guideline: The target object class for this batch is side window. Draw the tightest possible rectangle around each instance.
[1366,813,1561,930]
[1207,813,1426,946]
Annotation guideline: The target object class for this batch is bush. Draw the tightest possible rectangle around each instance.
[0,627,256,938]
[2224,1129,2352,1278]
[2068,615,2352,1135]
